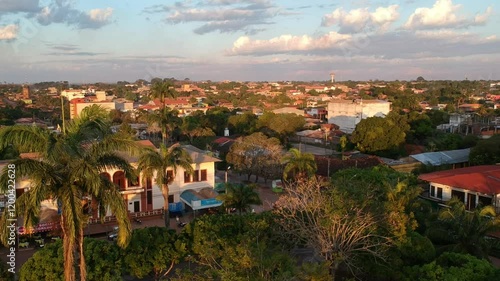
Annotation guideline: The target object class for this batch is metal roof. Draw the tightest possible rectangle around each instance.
[410,148,470,166]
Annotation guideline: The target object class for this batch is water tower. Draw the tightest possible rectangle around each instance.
[330,72,335,83]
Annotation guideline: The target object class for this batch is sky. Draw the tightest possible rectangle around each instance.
[0,0,499,83]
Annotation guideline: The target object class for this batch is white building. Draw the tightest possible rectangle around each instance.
[327,99,391,133]
[61,89,85,101]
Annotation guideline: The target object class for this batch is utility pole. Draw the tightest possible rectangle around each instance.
[60,90,66,135]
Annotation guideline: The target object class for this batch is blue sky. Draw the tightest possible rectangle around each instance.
[0,0,499,83]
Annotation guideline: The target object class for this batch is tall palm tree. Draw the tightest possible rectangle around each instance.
[217,183,262,215]
[282,148,317,181]
[149,81,177,146]
[428,198,500,258]
[147,107,181,145]
[0,106,137,281]
[137,143,193,227]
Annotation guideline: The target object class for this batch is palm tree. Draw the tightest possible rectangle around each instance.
[149,81,177,146]
[137,143,193,227]
[147,107,181,145]
[0,106,137,281]
[282,148,317,181]
[217,183,262,215]
[428,198,500,258]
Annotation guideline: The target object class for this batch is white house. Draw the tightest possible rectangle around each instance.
[327,99,391,133]
[419,165,500,212]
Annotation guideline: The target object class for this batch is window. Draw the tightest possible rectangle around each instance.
[167,170,174,182]
[193,170,200,182]
[200,170,207,181]
[430,186,435,197]
[437,188,443,199]
[128,175,139,187]
[184,172,191,183]
[146,178,152,190]
[147,190,152,205]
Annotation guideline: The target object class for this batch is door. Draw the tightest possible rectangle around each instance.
[134,201,140,213]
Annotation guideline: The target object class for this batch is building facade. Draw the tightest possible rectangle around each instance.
[327,99,391,133]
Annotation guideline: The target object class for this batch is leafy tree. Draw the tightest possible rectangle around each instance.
[351,114,409,153]
[469,134,500,165]
[403,252,500,281]
[83,238,123,281]
[0,260,15,281]
[20,240,64,281]
[426,198,500,259]
[137,144,193,227]
[331,167,421,241]
[257,112,305,146]
[124,227,187,280]
[181,115,215,144]
[281,148,317,181]
[217,183,262,215]
[0,106,136,281]
[228,112,258,135]
[226,132,283,182]
[181,213,296,280]
[20,239,122,281]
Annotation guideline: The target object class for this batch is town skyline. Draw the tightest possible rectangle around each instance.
[0,0,499,83]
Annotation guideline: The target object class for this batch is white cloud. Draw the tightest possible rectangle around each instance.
[228,32,352,55]
[145,0,280,34]
[0,24,19,40]
[322,5,399,33]
[404,0,493,29]
[35,1,113,29]
[88,8,113,23]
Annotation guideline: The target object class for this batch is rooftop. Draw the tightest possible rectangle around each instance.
[418,165,500,194]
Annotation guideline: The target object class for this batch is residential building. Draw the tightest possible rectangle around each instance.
[419,165,500,212]
[327,99,391,133]
[70,99,133,119]
[0,142,222,231]
[61,89,85,101]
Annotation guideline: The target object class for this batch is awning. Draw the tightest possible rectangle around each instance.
[180,187,222,210]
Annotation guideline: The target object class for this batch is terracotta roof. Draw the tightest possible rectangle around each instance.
[20,152,41,159]
[418,165,500,194]
[135,140,156,149]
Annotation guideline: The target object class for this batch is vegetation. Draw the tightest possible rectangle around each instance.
[0,106,137,281]
[137,143,193,227]
[281,148,317,181]
[216,183,262,215]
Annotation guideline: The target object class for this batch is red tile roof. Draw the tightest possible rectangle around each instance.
[135,140,156,149]
[418,165,500,194]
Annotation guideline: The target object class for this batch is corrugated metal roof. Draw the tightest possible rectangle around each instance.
[410,148,470,166]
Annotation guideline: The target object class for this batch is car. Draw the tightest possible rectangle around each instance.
[107,226,119,241]
[272,179,283,193]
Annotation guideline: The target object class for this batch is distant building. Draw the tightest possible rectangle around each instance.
[272,107,305,116]
[61,89,85,101]
[327,99,391,133]
[22,85,30,99]
[70,99,133,119]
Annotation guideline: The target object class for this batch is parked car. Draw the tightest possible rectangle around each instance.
[107,226,119,241]
[272,179,283,193]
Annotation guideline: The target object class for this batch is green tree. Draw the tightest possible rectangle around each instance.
[124,227,187,280]
[147,108,181,146]
[469,134,500,165]
[403,252,500,281]
[228,112,258,135]
[0,106,136,281]
[257,112,305,146]
[181,213,296,280]
[149,81,177,145]
[137,144,193,227]
[351,114,409,153]
[427,198,500,259]
[281,148,317,181]
[20,239,122,281]
[181,115,215,144]
[217,183,262,215]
